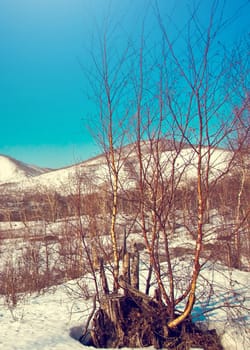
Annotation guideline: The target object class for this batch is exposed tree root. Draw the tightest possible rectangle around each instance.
[88,294,223,349]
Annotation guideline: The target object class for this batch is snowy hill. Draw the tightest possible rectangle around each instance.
[14,153,108,195]
[0,145,233,195]
[0,154,50,185]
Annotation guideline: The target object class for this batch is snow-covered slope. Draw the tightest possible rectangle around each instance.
[15,154,108,195]
[0,145,233,195]
[0,155,50,185]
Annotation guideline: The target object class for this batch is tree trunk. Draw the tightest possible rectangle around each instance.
[90,292,168,348]
[89,254,223,350]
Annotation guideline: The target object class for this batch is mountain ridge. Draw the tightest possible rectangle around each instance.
[0,154,51,185]
[0,144,233,195]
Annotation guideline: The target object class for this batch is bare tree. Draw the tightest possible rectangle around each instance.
[85,1,249,347]
[228,94,250,267]
[86,19,134,292]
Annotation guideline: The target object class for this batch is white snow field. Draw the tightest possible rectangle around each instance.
[0,261,249,350]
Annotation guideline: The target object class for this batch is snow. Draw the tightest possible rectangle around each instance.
[0,145,233,195]
[195,263,250,350]
[0,214,249,350]
[1,280,157,350]
[0,283,87,350]
[0,155,49,185]
[0,262,249,350]
[0,216,249,350]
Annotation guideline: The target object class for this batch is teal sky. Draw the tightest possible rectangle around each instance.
[0,0,249,168]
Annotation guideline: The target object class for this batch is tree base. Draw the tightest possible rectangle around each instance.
[89,294,223,349]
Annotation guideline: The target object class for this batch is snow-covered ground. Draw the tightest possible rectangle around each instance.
[0,261,249,350]
[0,282,88,350]
[194,263,250,350]
[0,149,248,349]
[0,214,249,350]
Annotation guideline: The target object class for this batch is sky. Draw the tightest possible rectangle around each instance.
[0,0,249,168]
